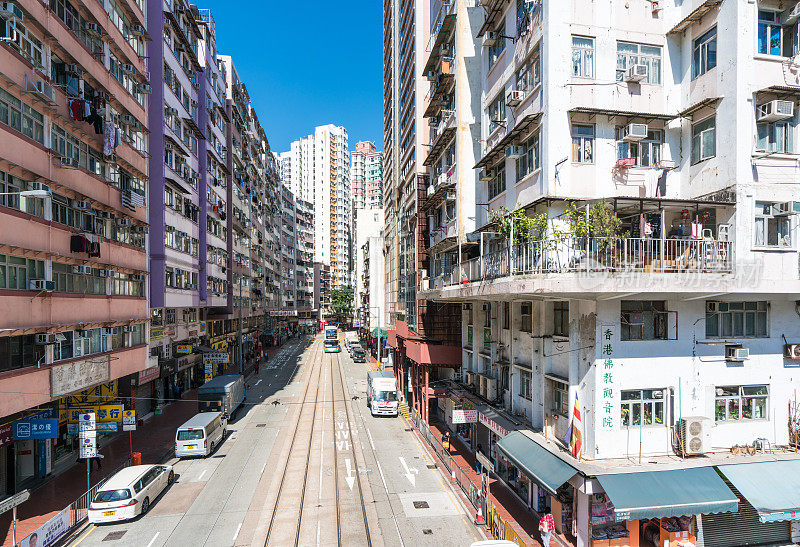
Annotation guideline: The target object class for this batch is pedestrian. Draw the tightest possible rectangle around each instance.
[255,361,260,374]
[539,511,555,546]
[475,443,483,475]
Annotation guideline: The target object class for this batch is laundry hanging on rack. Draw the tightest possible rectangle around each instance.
[691,217,703,240]
[114,127,121,147]
[69,100,83,121]
[85,107,103,134]
[83,101,91,119]
[103,122,116,156]
[70,234,87,253]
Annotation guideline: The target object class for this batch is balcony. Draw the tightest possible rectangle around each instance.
[429,218,457,252]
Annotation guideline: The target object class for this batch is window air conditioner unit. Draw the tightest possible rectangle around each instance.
[29,279,54,291]
[625,64,648,82]
[464,371,474,386]
[132,24,146,35]
[115,217,132,226]
[131,274,145,281]
[785,344,800,359]
[506,145,524,159]
[102,327,118,335]
[0,2,22,20]
[478,168,493,182]
[757,100,794,122]
[98,269,114,277]
[677,417,709,456]
[28,182,49,192]
[120,64,136,75]
[773,201,800,216]
[725,345,749,362]
[706,301,720,313]
[123,325,133,332]
[506,89,524,107]
[72,199,92,210]
[72,265,92,274]
[131,225,149,233]
[485,377,497,401]
[483,31,498,47]
[437,173,447,185]
[120,114,136,124]
[65,63,82,75]
[84,22,101,36]
[35,80,56,102]
[623,123,648,142]
[136,83,152,94]
[36,333,55,345]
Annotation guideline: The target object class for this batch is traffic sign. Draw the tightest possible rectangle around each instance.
[204,372,213,380]
[203,351,229,363]
[122,410,136,432]
[0,490,29,515]
[78,412,95,434]
[78,436,96,458]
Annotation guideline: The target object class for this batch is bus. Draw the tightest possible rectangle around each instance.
[324,326,338,340]
[324,339,340,353]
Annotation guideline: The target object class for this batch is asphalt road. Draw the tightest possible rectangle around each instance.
[66,335,482,547]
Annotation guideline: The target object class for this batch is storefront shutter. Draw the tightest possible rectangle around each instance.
[698,484,790,547]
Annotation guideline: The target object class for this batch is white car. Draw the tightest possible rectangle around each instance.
[88,464,174,524]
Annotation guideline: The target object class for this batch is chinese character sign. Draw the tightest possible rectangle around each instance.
[598,325,619,431]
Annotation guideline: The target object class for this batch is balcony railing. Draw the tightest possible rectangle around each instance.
[432,237,733,288]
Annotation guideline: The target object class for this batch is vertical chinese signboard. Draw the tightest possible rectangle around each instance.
[598,325,618,431]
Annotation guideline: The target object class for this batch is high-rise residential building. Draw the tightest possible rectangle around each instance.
[351,141,384,211]
[398,1,800,545]
[354,208,384,324]
[0,0,150,494]
[281,125,352,293]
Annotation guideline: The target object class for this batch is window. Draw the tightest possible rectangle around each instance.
[520,369,532,399]
[165,308,176,324]
[692,27,717,79]
[484,303,491,327]
[756,116,795,154]
[487,165,506,200]
[516,131,540,180]
[705,301,768,338]
[488,22,506,67]
[503,302,510,330]
[520,302,532,333]
[571,36,594,78]
[0,254,44,290]
[151,308,163,326]
[621,301,671,340]
[0,88,44,144]
[758,10,797,57]
[515,47,541,94]
[715,385,768,421]
[487,93,506,134]
[616,127,662,167]
[553,301,569,337]
[0,334,44,372]
[465,303,473,325]
[571,124,594,163]
[616,42,662,84]
[754,202,793,247]
[552,379,569,416]
[691,116,716,164]
[621,389,665,427]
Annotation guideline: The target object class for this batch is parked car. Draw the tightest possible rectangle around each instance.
[175,412,226,457]
[352,347,366,363]
[88,464,174,524]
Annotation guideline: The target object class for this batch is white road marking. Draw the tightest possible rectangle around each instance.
[344,458,355,490]
[232,522,242,542]
[399,456,419,487]
[255,379,262,386]
[366,427,375,450]
[197,470,206,481]
[146,532,160,547]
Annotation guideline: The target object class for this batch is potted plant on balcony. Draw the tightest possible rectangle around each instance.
[563,200,626,271]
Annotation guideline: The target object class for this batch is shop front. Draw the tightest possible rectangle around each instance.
[135,363,161,417]
[0,407,59,495]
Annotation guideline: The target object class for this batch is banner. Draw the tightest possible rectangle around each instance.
[452,409,478,424]
[18,507,70,547]
[12,419,58,441]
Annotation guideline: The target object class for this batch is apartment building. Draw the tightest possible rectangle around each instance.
[351,140,384,211]
[410,1,800,544]
[355,208,385,323]
[0,0,149,494]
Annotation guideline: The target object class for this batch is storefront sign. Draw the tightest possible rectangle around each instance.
[176,356,194,371]
[150,328,165,340]
[0,422,12,448]
[12,419,58,440]
[478,412,509,437]
[760,510,800,523]
[204,352,229,364]
[138,365,160,384]
[452,409,478,424]
[50,357,110,398]
[269,310,297,316]
[598,325,619,431]
[199,322,206,335]
[96,422,118,432]
[18,506,70,547]
[122,410,136,432]
[66,405,123,424]
[176,345,192,354]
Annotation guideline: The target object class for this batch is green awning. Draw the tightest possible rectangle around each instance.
[496,432,578,496]
[596,468,738,522]
[717,460,800,522]
[372,327,388,337]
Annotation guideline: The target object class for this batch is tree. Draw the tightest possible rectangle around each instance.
[330,285,355,323]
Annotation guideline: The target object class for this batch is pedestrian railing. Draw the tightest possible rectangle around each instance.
[65,457,132,532]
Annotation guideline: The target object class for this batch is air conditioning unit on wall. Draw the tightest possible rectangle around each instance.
[677,417,709,456]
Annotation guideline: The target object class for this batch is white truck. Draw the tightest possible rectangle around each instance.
[367,370,398,417]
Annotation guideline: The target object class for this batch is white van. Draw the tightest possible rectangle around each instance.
[88,464,174,523]
[175,412,226,457]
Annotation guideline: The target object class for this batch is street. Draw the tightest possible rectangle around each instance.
[66,336,481,547]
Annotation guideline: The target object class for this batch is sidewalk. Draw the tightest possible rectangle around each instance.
[0,341,289,546]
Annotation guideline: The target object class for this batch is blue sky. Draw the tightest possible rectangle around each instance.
[209,1,383,154]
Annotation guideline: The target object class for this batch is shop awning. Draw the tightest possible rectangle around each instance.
[595,467,738,522]
[717,460,800,522]
[496,432,578,496]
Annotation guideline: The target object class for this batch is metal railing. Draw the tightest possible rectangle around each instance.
[436,237,733,287]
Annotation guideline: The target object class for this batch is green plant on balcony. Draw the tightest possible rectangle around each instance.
[490,206,546,243]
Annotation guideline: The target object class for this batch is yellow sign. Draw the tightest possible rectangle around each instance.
[211,340,228,352]
[66,404,124,423]
[64,381,118,407]
[205,373,213,380]
[122,410,135,419]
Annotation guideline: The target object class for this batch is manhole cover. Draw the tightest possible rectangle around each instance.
[427,464,437,469]
[422,529,433,535]
[412,501,430,509]
[103,531,127,541]
[255,423,266,428]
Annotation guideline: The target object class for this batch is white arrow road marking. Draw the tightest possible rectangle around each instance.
[345,458,355,490]
[146,532,160,547]
[255,379,262,386]
[399,456,418,487]
[336,439,350,451]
